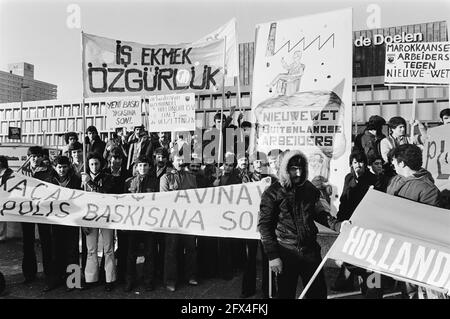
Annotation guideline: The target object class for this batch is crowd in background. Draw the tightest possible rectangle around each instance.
[0,107,449,298]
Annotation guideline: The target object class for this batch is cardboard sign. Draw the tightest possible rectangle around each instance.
[385,42,450,86]
[105,96,142,130]
[147,93,195,132]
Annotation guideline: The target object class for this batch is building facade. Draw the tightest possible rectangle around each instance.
[0,21,448,147]
[0,62,57,103]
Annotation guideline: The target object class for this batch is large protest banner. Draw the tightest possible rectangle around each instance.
[327,189,450,294]
[423,124,450,191]
[82,32,225,98]
[250,8,353,213]
[147,93,196,132]
[105,96,142,130]
[385,42,450,86]
[0,173,271,240]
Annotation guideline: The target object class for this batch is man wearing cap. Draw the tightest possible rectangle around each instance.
[19,146,54,287]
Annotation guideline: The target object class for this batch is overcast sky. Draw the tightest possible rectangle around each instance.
[1,0,449,100]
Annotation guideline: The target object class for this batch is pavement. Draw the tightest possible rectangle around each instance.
[0,237,351,299]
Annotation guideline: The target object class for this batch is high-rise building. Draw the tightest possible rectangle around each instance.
[0,62,57,103]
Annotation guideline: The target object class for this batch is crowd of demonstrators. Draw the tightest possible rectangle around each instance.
[1,107,449,299]
[330,111,450,299]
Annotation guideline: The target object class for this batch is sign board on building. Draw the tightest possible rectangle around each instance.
[8,127,21,140]
[385,42,450,86]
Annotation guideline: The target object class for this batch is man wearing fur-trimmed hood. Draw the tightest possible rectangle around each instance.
[258,149,338,299]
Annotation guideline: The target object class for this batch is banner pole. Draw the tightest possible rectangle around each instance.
[410,85,417,139]
[298,251,331,299]
[218,37,227,165]
[82,98,87,175]
[268,268,272,299]
[353,81,358,137]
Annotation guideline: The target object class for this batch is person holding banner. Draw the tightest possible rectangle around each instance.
[124,155,157,292]
[19,146,55,286]
[160,151,198,292]
[379,116,427,163]
[259,150,338,299]
[0,156,13,244]
[104,147,132,284]
[387,144,442,299]
[81,152,116,292]
[240,151,275,299]
[46,155,82,292]
[214,152,244,281]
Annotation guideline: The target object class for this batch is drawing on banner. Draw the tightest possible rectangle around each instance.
[385,42,450,86]
[105,96,142,130]
[82,32,225,98]
[250,8,353,213]
[147,93,196,132]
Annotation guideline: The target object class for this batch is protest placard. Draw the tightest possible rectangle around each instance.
[385,42,450,86]
[105,96,142,130]
[82,32,225,98]
[250,8,353,213]
[326,189,450,295]
[0,173,271,240]
[147,93,195,132]
[423,124,450,191]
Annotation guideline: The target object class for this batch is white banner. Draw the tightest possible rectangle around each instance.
[423,125,450,191]
[250,8,353,214]
[385,42,450,86]
[147,93,196,132]
[105,96,142,130]
[82,32,225,98]
[194,18,239,85]
[0,173,271,239]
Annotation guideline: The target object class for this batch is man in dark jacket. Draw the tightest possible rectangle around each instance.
[47,155,82,291]
[240,151,275,299]
[127,125,154,172]
[19,146,55,287]
[104,147,132,284]
[85,125,106,157]
[258,150,337,299]
[160,152,198,292]
[124,155,157,292]
[81,152,116,291]
[336,150,377,222]
[387,144,441,299]
[353,115,386,160]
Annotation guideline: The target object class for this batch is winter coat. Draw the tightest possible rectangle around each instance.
[104,167,132,194]
[85,135,106,157]
[258,150,335,260]
[380,134,422,163]
[84,172,114,194]
[386,168,440,206]
[160,168,197,192]
[49,169,82,190]
[128,173,156,193]
[336,169,377,221]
